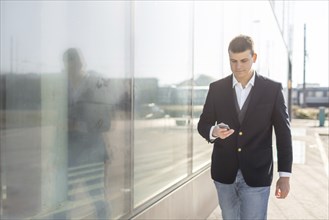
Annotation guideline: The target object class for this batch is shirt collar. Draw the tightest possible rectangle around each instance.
[232,71,256,88]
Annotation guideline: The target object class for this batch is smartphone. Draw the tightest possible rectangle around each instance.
[217,123,230,130]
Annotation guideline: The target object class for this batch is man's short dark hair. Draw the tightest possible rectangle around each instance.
[228,35,254,55]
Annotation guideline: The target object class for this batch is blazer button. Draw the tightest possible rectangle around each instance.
[239,131,243,136]
[237,148,242,152]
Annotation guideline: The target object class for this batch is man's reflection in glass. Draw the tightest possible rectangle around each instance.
[63,48,111,219]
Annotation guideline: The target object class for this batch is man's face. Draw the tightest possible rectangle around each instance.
[64,55,82,75]
[229,49,257,78]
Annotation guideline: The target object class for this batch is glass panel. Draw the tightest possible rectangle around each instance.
[193,2,224,172]
[0,1,131,219]
[133,1,193,206]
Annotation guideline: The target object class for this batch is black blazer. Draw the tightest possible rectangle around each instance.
[198,73,293,187]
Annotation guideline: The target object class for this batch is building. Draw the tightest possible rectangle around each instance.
[1,1,292,219]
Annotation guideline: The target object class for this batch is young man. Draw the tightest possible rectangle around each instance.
[198,35,293,220]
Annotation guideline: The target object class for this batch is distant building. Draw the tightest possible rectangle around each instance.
[292,86,329,107]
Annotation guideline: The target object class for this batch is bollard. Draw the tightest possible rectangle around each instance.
[318,106,325,127]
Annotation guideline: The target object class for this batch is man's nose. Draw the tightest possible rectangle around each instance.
[236,62,242,69]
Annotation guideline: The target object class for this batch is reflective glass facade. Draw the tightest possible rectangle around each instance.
[1,1,289,219]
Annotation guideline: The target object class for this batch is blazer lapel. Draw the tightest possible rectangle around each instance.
[225,75,240,127]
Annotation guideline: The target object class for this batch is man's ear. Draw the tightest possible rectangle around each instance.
[252,53,257,62]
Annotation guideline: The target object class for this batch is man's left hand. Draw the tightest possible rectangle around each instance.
[275,177,290,199]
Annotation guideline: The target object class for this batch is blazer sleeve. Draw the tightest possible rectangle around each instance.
[198,83,217,143]
[272,83,293,173]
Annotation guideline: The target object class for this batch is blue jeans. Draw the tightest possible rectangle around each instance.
[214,170,270,220]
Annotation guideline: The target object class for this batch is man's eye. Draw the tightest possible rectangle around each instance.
[231,60,237,63]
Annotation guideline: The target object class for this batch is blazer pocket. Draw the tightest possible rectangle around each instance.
[250,148,273,169]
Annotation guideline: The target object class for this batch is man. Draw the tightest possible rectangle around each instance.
[198,35,293,220]
[63,48,112,219]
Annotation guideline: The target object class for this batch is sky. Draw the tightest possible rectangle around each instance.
[291,1,329,87]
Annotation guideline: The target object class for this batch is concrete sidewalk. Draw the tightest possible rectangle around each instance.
[207,119,329,220]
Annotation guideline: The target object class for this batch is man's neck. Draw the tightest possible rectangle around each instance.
[69,71,85,88]
[235,70,254,88]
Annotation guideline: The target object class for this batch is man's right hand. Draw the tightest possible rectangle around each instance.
[212,126,235,139]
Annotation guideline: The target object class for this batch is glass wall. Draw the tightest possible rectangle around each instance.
[0,1,132,219]
[133,1,193,207]
[1,1,290,219]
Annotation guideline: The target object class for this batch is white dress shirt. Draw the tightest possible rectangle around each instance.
[209,72,291,177]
